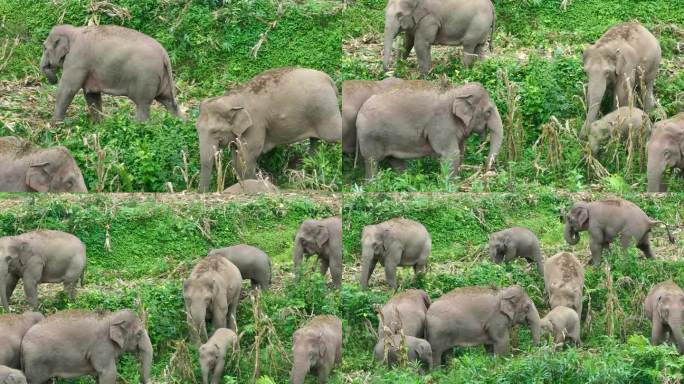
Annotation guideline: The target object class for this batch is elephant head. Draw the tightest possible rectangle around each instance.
[293,220,330,272]
[647,119,684,192]
[383,0,429,70]
[360,224,388,289]
[199,342,220,384]
[0,237,28,311]
[654,291,684,354]
[539,317,554,340]
[451,83,503,169]
[196,95,255,192]
[291,330,326,384]
[40,25,77,85]
[488,233,509,263]
[108,310,153,383]
[183,278,217,344]
[499,285,540,345]
[563,202,589,245]
[25,148,87,192]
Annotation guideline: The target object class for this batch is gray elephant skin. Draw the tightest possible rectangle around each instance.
[200,328,238,384]
[540,306,581,346]
[647,113,684,192]
[489,227,543,274]
[356,82,503,179]
[426,285,540,368]
[208,244,272,290]
[383,0,495,74]
[377,289,431,340]
[184,255,242,345]
[291,315,342,384]
[0,312,44,368]
[0,136,87,192]
[21,309,153,384]
[582,23,660,137]
[293,217,343,289]
[223,179,279,194]
[360,218,431,290]
[40,24,182,122]
[0,366,26,384]
[196,67,342,192]
[563,198,674,266]
[645,281,684,354]
[0,230,86,311]
[374,334,432,371]
[544,252,584,319]
[588,106,651,156]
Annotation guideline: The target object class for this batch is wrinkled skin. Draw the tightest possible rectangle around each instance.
[378,289,431,340]
[383,0,495,74]
[426,285,540,369]
[0,230,86,311]
[208,244,272,290]
[581,23,660,137]
[196,68,342,192]
[540,306,581,346]
[293,217,342,289]
[543,252,584,319]
[199,328,238,384]
[360,218,431,290]
[40,25,182,122]
[0,312,44,368]
[563,199,673,266]
[0,365,27,384]
[223,179,279,194]
[644,281,684,354]
[647,113,684,192]
[587,106,651,156]
[489,227,543,274]
[184,256,242,346]
[21,309,153,384]
[357,82,503,179]
[0,136,87,192]
[374,334,432,371]
[291,315,342,384]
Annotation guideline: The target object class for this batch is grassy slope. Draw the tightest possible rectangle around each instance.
[0,0,342,192]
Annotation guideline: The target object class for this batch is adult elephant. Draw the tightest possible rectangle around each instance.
[426,285,540,368]
[647,113,684,192]
[383,0,495,74]
[581,23,660,138]
[357,81,503,178]
[644,281,684,354]
[40,24,182,122]
[196,67,342,192]
[0,136,87,192]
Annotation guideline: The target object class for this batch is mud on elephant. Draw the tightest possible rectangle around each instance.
[544,252,584,319]
[647,113,684,192]
[645,281,684,354]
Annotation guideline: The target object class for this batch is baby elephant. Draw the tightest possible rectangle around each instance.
[293,217,343,289]
[544,252,584,319]
[374,334,432,371]
[489,227,543,274]
[540,306,581,347]
[200,328,239,384]
[0,312,45,368]
[223,179,279,194]
[0,365,27,384]
[587,107,651,156]
[291,315,342,384]
[208,244,272,290]
[644,280,684,354]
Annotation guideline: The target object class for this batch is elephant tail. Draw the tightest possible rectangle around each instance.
[650,220,676,244]
[161,52,179,106]
[488,0,496,52]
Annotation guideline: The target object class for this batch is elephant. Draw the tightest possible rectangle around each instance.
[540,306,581,347]
[647,113,684,192]
[0,312,44,368]
[374,334,432,371]
[544,252,584,319]
[293,216,342,289]
[21,309,153,384]
[184,255,242,345]
[488,227,543,274]
[644,280,684,354]
[587,106,651,156]
[360,218,431,290]
[196,67,342,192]
[581,23,660,137]
[356,82,503,179]
[377,289,431,340]
[563,198,674,266]
[426,285,540,368]
[0,136,87,192]
[208,244,272,290]
[0,230,86,311]
[40,24,182,122]
[382,0,496,74]
[199,328,239,384]
[223,179,279,194]
[0,366,26,384]
[291,315,342,384]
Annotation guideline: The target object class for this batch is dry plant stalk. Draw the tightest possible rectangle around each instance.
[0,37,20,73]
[533,117,563,173]
[173,149,198,192]
[251,2,285,58]
[85,0,131,25]
[498,69,524,162]
[248,290,291,382]
[161,340,197,383]
[85,134,112,192]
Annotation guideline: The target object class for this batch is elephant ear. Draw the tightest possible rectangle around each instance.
[452,91,476,127]
[572,205,589,228]
[499,287,522,321]
[26,162,51,192]
[227,107,253,137]
[381,227,393,252]
[411,5,429,25]
[314,224,330,248]
[109,319,128,349]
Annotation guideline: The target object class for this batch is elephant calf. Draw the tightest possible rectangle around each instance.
[208,244,272,290]
[0,136,87,192]
[291,315,342,384]
[647,113,684,192]
[540,306,581,347]
[200,328,239,384]
[374,334,432,371]
[378,289,431,340]
[0,365,26,384]
[223,179,279,194]
[645,280,684,354]
[360,218,431,290]
[293,216,343,289]
[0,230,86,311]
[587,107,651,156]
[0,312,44,368]
[544,252,584,319]
[488,227,543,274]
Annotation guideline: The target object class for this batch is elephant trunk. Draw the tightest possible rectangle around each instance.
[200,359,211,384]
[198,134,215,193]
[40,53,58,85]
[291,354,309,384]
[526,302,541,346]
[359,243,374,290]
[293,238,304,273]
[189,303,208,345]
[138,330,153,384]
[486,106,503,169]
[564,222,580,245]
[582,75,606,139]
[647,148,666,192]
[383,18,400,71]
[670,319,684,354]
[0,262,8,311]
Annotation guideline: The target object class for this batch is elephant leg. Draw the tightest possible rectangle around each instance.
[63,280,78,300]
[22,264,43,310]
[651,320,664,346]
[403,32,415,59]
[319,258,330,277]
[637,234,655,259]
[84,91,103,123]
[135,100,152,122]
[364,157,379,179]
[212,358,226,384]
[94,360,118,384]
[317,364,332,384]
[484,344,494,353]
[309,137,320,155]
[329,253,342,289]
[492,335,510,356]
[5,273,19,302]
[588,230,604,266]
[431,345,443,370]
[414,24,437,75]
[387,158,407,173]
[54,70,87,122]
